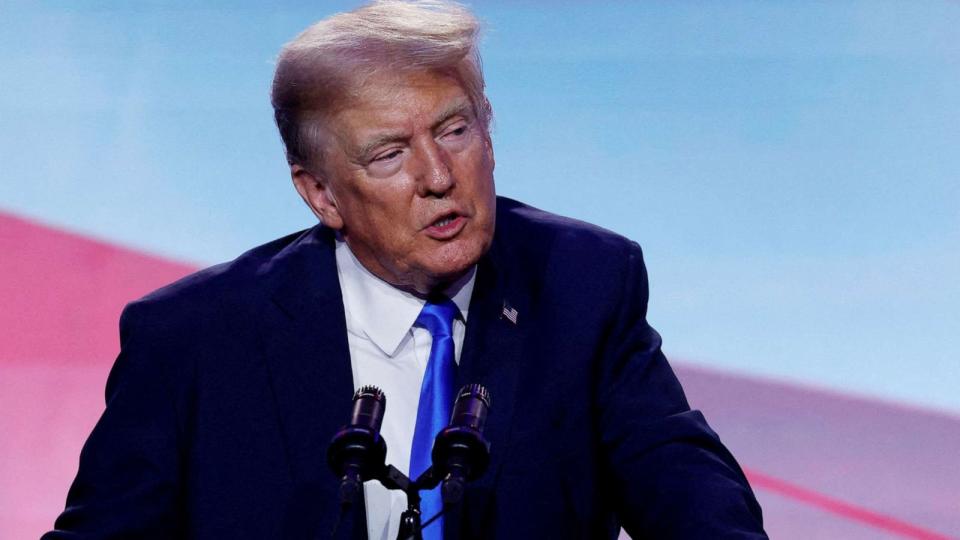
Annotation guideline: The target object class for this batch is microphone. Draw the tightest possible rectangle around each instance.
[327,385,388,504]
[431,383,492,505]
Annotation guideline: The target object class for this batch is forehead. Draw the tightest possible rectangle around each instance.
[331,70,473,140]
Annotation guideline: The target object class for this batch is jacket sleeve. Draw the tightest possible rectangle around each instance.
[598,242,767,539]
[43,302,186,539]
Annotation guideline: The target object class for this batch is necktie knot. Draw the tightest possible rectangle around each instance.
[415,297,459,339]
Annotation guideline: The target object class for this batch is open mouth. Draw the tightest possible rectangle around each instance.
[432,214,457,228]
[425,212,465,238]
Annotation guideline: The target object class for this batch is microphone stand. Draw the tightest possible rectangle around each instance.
[331,384,489,540]
[377,464,443,540]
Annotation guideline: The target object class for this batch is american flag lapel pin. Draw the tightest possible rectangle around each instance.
[501,301,519,325]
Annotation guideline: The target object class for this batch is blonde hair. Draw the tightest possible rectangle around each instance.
[271,0,490,167]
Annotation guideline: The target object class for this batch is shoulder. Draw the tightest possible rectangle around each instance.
[491,197,649,320]
[101,226,337,408]
[120,226,331,335]
[494,196,644,273]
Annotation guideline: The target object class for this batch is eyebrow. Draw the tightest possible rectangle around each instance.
[355,99,475,160]
[432,100,474,130]
[356,132,408,161]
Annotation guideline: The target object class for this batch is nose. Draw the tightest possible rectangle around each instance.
[414,139,454,197]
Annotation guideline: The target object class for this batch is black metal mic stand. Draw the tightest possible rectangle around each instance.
[332,384,491,540]
[377,464,444,540]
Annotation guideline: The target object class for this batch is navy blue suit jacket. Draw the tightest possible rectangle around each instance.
[46,197,765,539]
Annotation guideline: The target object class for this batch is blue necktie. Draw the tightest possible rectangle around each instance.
[410,297,458,540]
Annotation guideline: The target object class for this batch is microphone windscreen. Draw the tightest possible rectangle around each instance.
[449,383,490,432]
[350,385,386,432]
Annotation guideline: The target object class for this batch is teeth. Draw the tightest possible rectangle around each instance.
[435,216,454,227]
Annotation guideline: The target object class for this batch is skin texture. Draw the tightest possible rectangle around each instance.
[291,69,497,295]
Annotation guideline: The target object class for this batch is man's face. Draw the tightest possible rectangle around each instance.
[294,69,496,295]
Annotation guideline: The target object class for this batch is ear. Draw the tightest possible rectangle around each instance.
[291,164,344,230]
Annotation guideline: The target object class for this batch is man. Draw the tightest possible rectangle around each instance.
[47,1,766,539]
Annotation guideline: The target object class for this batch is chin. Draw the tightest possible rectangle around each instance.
[422,239,489,288]
[427,258,474,284]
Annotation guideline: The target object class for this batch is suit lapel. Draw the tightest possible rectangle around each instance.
[255,226,366,539]
[453,233,532,534]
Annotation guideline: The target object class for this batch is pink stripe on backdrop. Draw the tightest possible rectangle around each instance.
[0,212,196,364]
[745,468,955,540]
[674,364,960,539]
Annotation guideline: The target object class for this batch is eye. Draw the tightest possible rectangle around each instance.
[442,123,469,139]
[365,147,405,177]
[372,148,403,162]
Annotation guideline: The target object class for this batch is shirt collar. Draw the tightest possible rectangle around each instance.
[335,238,475,357]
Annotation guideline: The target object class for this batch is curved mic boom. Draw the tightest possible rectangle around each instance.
[327,385,388,504]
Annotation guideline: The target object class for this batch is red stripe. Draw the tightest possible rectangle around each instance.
[744,468,954,540]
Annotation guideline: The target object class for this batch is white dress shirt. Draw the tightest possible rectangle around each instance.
[334,238,475,540]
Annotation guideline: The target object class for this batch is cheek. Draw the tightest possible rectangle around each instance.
[344,182,411,221]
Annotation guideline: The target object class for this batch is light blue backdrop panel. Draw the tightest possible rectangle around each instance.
[1,1,958,413]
